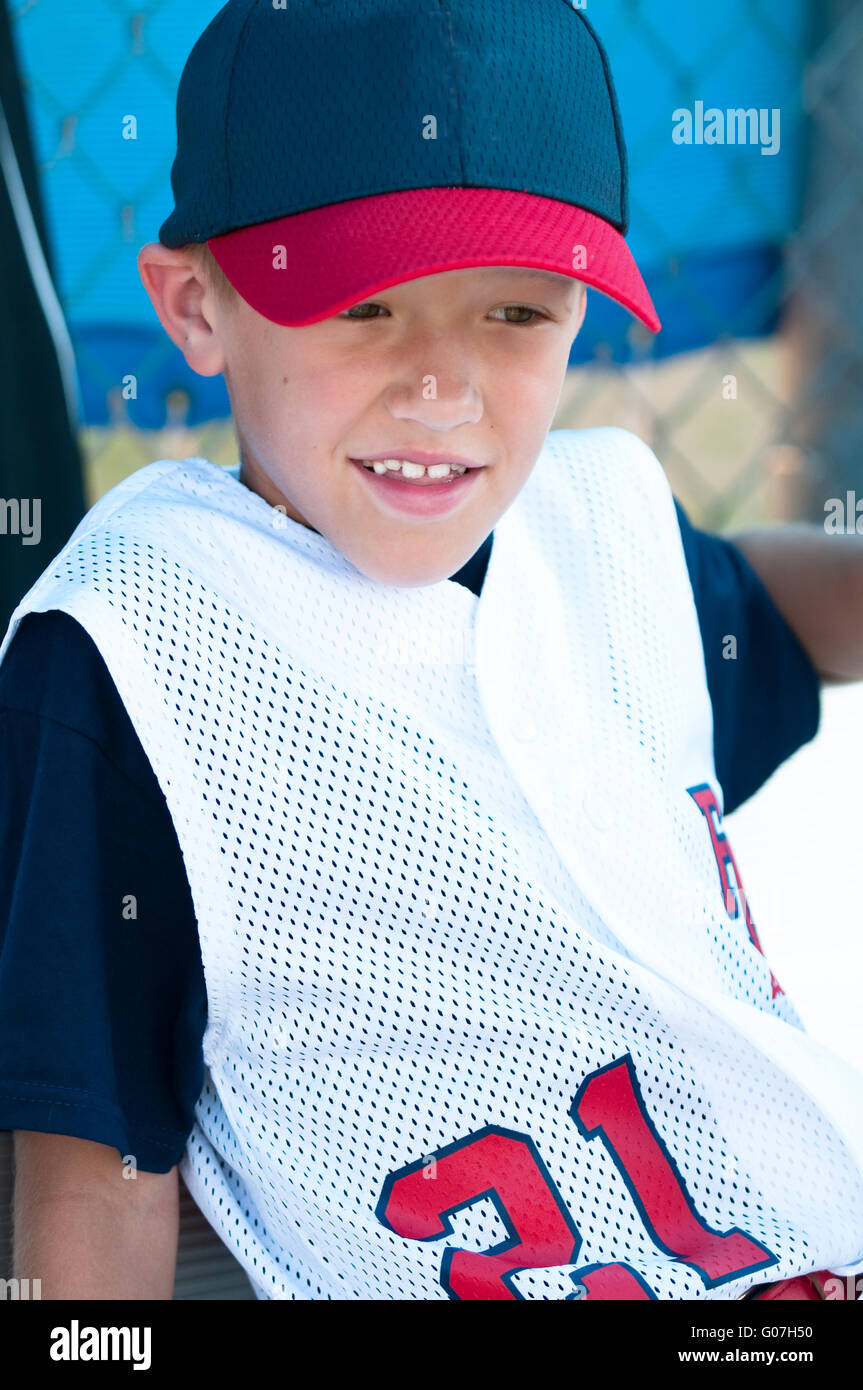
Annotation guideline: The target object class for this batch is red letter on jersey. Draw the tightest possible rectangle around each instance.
[376,1125,655,1299]
[572,1055,777,1287]
[688,782,783,997]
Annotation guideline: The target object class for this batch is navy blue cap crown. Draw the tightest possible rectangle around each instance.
[159,0,630,247]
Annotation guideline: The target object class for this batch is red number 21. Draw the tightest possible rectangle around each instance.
[376,1054,777,1299]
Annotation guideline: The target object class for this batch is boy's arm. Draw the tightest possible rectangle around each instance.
[12,1130,179,1299]
[726,523,863,685]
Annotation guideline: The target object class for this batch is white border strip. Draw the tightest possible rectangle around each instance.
[0,94,81,432]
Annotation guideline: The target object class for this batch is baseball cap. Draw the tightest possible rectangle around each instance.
[158,0,661,335]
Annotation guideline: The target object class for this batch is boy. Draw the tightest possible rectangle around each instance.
[3,0,863,1301]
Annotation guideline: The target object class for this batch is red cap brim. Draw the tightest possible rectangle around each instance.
[208,187,661,334]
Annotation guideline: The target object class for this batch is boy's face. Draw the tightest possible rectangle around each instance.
[139,250,586,586]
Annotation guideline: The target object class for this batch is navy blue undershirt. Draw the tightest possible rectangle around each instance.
[0,502,820,1171]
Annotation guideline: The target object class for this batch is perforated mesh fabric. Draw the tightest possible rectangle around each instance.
[3,427,863,1300]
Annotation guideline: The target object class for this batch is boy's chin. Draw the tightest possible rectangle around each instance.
[346,542,475,589]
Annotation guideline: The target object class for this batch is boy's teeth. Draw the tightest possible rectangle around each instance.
[361,458,468,479]
[424,463,463,478]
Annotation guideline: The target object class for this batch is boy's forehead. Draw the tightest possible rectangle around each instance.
[443,265,571,282]
[387,265,580,295]
[490,267,577,289]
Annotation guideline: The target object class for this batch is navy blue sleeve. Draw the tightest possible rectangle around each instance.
[674,499,821,815]
[0,610,207,1173]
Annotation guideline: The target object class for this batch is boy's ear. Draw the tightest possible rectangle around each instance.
[136,242,227,378]
[573,282,588,337]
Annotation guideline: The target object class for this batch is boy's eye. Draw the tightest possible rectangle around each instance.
[341,302,387,319]
[340,303,548,325]
[488,305,547,325]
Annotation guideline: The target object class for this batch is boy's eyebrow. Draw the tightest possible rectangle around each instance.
[487,268,580,295]
[491,268,572,282]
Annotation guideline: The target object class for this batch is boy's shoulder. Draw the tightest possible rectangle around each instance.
[86,456,227,521]
[0,458,230,666]
[541,425,675,524]
[51,455,254,568]
[34,457,225,566]
[545,424,665,479]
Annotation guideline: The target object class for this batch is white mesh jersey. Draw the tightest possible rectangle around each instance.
[4,426,863,1301]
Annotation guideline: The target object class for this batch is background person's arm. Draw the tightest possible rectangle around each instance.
[12,1130,178,1299]
[729,523,863,685]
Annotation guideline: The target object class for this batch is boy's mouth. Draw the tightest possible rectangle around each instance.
[351,457,470,484]
[349,456,482,518]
